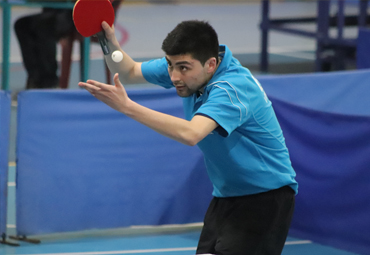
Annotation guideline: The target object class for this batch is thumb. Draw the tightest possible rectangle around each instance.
[114,73,123,88]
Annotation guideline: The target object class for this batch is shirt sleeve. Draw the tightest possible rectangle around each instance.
[141,58,174,89]
[196,82,249,136]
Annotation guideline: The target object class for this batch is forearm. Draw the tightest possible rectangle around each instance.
[104,42,142,84]
[122,100,205,146]
[102,22,146,84]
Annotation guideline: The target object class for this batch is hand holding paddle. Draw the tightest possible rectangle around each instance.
[73,0,115,55]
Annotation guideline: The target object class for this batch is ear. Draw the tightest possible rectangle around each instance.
[206,57,218,73]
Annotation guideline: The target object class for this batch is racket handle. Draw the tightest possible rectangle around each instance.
[96,31,110,55]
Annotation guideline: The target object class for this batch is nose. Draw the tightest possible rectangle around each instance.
[170,69,181,83]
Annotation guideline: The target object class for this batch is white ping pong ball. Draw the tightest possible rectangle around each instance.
[111,50,123,63]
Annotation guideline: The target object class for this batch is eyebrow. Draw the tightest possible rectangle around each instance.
[175,61,192,66]
[165,57,192,66]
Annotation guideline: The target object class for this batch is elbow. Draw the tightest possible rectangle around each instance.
[177,122,210,146]
[185,139,198,147]
[182,134,203,147]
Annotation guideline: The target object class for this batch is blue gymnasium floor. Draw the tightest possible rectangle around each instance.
[0,233,359,255]
[0,1,363,254]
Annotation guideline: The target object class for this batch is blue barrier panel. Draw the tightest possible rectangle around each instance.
[16,89,212,235]
[258,69,370,116]
[259,69,370,255]
[0,91,11,237]
[271,98,370,255]
[357,28,370,69]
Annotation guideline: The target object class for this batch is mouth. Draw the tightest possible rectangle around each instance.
[174,84,186,90]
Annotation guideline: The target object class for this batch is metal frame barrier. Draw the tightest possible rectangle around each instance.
[260,0,370,72]
[0,0,90,90]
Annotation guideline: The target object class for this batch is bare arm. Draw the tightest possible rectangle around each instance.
[102,21,146,84]
[79,74,218,146]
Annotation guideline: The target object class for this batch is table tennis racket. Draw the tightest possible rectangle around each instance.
[73,0,115,55]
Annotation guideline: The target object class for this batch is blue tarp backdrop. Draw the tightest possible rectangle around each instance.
[16,89,212,235]
[259,69,370,255]
[0,91,11,237]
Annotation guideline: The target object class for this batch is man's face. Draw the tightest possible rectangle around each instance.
[166,54,210,97]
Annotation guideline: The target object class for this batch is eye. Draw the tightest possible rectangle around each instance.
[180,66,188,72]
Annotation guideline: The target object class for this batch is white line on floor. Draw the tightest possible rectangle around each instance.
[13,240,312,255]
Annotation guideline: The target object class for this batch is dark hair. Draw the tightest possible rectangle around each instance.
[161,20,219,65]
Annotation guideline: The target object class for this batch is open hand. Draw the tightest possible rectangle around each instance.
[78,73,131,113]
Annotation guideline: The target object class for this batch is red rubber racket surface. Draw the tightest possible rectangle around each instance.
[73,0,115,37]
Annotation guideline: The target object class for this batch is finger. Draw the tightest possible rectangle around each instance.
[78,84,96,97]
[78,81,102,92]
[102,21,111,29]
[102,21,115,39]
[85,79,111,89]
[78,81,90,89]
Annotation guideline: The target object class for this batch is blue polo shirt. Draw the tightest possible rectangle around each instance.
[141,45,298,197]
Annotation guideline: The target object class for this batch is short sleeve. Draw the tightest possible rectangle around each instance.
[141,58,174,89]
[196,82,249,136]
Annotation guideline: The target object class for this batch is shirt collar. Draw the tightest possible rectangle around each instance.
[208,44,231,84]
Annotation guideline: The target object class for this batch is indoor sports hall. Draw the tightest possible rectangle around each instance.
[0,0,370,254]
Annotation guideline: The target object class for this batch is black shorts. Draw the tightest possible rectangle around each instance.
[196,186,295,255]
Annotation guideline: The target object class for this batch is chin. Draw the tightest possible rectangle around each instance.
[176,91,191,98]
[176,88,192,97]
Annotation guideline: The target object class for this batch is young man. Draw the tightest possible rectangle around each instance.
[79,20,298,255]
